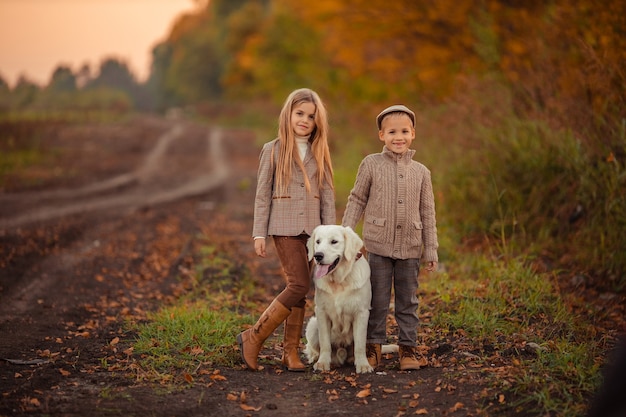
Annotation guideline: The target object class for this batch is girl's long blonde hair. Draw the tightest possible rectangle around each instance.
[272,88,334,194]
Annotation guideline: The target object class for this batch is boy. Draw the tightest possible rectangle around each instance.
[342,104,438,371]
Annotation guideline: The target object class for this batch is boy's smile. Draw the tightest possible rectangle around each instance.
[378,114,415,154]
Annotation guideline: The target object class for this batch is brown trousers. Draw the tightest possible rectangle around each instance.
[273,234,311,309]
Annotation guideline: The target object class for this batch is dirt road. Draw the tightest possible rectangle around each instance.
[0,115,491,416]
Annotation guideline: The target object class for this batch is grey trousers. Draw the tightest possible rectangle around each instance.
[367,253,420,346]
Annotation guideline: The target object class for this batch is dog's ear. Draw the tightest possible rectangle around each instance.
[307,228,316,261]
[343,226,364,262]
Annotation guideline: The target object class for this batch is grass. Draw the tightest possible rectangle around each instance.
[423,254,603,416]
[132,301,249,377]
[128,242,258,383]
[0,110,131,189]
[126,235,606,414]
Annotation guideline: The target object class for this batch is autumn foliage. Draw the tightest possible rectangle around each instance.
[153,1,625,128]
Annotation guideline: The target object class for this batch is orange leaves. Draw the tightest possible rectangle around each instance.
[356,385,371,398]
[240,404,262,412]
[449,402,465,412]
[209,370,227,381]
[326,389,340,402]
[226,391,262,412]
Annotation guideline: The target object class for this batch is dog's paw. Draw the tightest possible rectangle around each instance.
[313,360,331,372]
[304,346,319,364]
[355,360,374,374]
[306,353,319,364]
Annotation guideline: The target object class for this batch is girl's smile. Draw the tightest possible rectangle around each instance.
[291,102,317,136]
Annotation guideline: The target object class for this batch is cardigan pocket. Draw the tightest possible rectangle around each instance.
[407,220,423,247]
[364,215,386,243]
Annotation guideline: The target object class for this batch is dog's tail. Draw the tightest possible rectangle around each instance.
[381,344,399,354]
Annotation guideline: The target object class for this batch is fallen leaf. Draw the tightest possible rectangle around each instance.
[607,152,615,162]
[450,402,464,412]
[240,404,261,411]
[190,346,204,355]
[183,373,193,383]
[110,337,120,346]
[383,388,398,394]
[226,393,238,401]
[415,408,428,414]
[59,369,71,377]
[356,388,371,398]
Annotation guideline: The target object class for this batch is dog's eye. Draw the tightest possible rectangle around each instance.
[316,239,321,244]
[331,239,338,244]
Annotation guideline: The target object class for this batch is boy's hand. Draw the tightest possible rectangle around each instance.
[425,261,438,273]
[254,238,266,257]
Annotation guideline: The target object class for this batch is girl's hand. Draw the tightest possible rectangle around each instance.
[254,238,267,258]
[425,261,438,273]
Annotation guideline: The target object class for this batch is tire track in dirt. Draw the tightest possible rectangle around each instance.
[0,123,229,230]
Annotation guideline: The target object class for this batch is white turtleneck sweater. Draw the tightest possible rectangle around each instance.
[295,136,309,160]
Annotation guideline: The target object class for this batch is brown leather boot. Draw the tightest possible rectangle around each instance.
[237,299,290,370]
[399,345,427,371]
[281,306,306,371]
[366,343,381,368]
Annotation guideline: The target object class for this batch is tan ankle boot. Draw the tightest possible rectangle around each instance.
[237,299,290,370]
[281,306,306,371]
[366,343,381,368]
[399,345,426,371]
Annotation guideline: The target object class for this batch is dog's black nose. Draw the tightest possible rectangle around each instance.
[314,253,323,262]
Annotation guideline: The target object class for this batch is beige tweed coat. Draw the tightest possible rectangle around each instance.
[253,139,336,238]
[342,146,438,262]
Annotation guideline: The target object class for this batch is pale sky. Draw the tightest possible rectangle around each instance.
[0,0,197,86]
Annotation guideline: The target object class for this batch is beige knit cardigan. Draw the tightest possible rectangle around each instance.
[342,146,438,262]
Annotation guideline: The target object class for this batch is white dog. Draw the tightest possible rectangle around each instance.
[304,225,373,374]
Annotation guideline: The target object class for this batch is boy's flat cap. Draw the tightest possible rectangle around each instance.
[376,104,415,130]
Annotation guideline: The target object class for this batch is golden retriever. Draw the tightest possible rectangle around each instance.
[304,225,373,374]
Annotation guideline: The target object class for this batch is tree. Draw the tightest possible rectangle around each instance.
[87,58,137,92]
[48,65,77,92]
[12,76,40,108]
[85,58,142,110]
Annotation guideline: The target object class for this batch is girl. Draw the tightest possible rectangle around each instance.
[237,88,336,371]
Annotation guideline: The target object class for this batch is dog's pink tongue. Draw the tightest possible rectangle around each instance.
[315,264,331,279]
